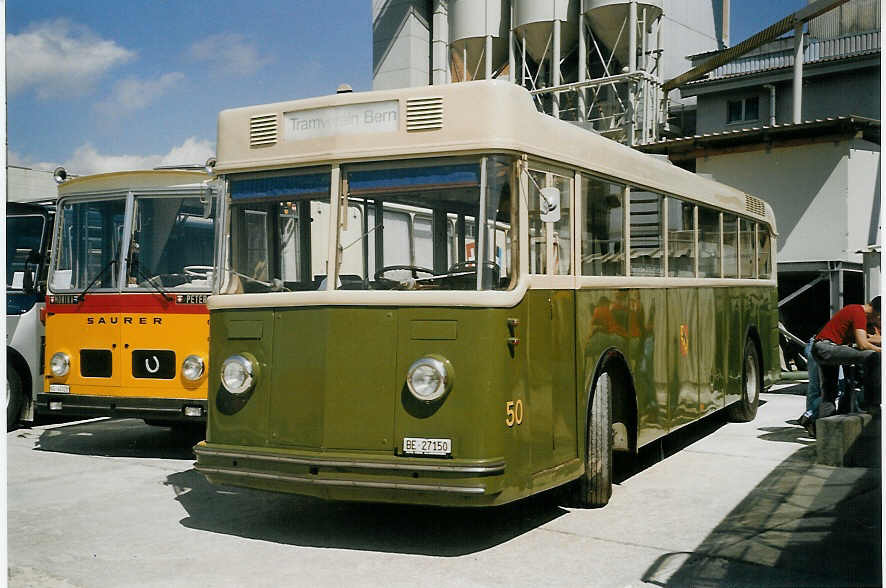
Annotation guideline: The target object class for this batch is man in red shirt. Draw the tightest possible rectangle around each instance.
[811,296,881,420]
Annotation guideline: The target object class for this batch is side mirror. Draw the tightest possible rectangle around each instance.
[201,187,214,219]
[539,187,561,223]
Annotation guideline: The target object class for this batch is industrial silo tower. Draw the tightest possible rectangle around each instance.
[372,0,730,146]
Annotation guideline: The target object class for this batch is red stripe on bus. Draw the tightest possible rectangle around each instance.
[45,293,208,314]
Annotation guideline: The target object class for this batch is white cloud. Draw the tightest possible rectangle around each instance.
[187,33,272,76]
[13,138,216,176]
[96,72,185,116]
[8,19,134,98]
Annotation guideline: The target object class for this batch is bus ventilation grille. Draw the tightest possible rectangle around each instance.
[249,114,278,148]
[745,194,766,217]
[406,97,444,132]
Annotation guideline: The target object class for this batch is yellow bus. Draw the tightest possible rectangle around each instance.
[41,170,217,427]
[195,81,778,507]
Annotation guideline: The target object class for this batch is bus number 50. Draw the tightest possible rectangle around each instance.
[506,400,524,427]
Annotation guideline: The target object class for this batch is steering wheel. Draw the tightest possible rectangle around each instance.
[373,265,434,288]
[184,265,213,279]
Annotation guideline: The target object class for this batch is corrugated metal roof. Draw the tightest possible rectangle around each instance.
[686,30,879,85]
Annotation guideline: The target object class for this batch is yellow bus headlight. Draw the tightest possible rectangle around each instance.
[181,355,205,381]
[406,356,452,402]
[49,352,70,377]
[221,354,255,395]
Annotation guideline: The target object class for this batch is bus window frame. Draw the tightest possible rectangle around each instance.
[525,160,575,278]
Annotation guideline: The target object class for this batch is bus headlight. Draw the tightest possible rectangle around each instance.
[181,355,205,381]
[406,356,452,402]
[221,354,255,395]
[49,352,70,377]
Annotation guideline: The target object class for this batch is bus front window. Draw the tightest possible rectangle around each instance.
[339,155,515,291]
[6,215,45,290]
[222,157,516,294]
[50,199,126,292]
[127,196,215,291]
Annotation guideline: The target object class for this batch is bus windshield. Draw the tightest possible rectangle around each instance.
[6,215,45,290]
[225,155,516,293]
[50,199,126,292]
[126,196,215,291]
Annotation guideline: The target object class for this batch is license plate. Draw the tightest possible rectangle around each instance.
[49,384,70,394]
[403,437,451,456]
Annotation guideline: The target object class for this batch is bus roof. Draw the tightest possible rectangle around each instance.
[57,169,209,197]
[216,80,775,228]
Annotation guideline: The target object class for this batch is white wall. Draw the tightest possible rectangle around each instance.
[697,141,863,264]
[7,166,57,203]
[847,138,881,253]
[372,0,431,90]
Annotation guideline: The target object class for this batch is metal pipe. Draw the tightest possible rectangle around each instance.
[628,1,637,72]
[485,34,493,80]
[792,22,804,123]
[722,0,730,47]
[763,83,776,125]
[508,3,515,83]
[578,1,586,122]
[432,0,449,85]
[553,18,561,117]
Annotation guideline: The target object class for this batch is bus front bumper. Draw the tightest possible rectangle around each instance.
[194,442,508,506]
[36,393,208,422]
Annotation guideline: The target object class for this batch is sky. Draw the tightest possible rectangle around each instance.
[7,0,807,176]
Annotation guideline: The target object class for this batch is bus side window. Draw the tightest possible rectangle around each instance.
[629,189,664,277]
[758,227,772,279]
[739,218,755,278]
[722,213,739,278]
[698,207,721,278]
[667,198,696,277]
[528,169,572,275]
[581,175,625,277]
[528,170,547,274]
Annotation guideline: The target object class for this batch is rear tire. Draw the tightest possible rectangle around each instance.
[6,367,24,430]
[576,372,613,508]
[727,340,761,422]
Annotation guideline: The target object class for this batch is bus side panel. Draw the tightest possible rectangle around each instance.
[698,287,720,415]
[713,288,736,408]
[206,309,275,447]
[575,289,669,451]
[667,288,699,428]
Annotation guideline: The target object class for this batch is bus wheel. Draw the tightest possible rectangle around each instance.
[727,340,761,422]
[576,372,613,508]
[6,367,24,429]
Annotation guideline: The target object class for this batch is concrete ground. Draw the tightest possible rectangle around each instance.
[7,387,881,588]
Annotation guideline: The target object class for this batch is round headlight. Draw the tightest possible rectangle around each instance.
[406,356,451,402]
[50,352,70,377]
[181,354,205,381]
[221,355,255,395]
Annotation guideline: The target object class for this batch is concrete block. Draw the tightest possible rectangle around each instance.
[816,412,874,467]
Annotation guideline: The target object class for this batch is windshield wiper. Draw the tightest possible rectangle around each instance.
[76,257,118,302]
[129,262,173,302]
[228,270,290,292]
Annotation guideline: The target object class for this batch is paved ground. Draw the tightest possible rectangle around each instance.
[7,387,882,587]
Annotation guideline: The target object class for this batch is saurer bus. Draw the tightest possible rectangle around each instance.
[7,201,55,427]
[194,81,778,507]
[40,170,217,427]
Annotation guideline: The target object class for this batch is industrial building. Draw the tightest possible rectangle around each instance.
[371,0,881,350]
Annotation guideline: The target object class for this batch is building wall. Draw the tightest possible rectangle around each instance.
[696,141,863,264]
[7,166,57,203]
[694,63,880,134]
[847,138,881,253]
[372,0,431,90]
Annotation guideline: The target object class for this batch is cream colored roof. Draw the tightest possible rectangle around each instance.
[215,80,775,228]
[58,169,209,197]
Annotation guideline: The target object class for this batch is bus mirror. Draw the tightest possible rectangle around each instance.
[201,188,213,219]
[539,187,561,223]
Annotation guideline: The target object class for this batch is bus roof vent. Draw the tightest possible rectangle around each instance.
[406,97,443,132]
[249,114,278,148]
[745,194,766,217]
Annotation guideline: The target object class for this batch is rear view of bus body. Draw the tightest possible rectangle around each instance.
[40,170,218,426]
[195,81,779,507]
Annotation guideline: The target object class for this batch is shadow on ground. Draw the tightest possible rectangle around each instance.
[164,467,568,556]
[642,416,882,587]
[33,418,204,460]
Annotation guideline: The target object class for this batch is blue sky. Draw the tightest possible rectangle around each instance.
[7,0,805,175]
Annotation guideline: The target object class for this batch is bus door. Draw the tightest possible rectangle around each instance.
[527,167,577,473]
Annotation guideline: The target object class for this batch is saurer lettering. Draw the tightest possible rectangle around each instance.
[86,316,163,325]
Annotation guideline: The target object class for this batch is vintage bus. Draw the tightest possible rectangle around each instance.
[194,81,778,507]
[40,170,217,427]
[7,201,55,427]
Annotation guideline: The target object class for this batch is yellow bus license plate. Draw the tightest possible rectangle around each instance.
[403,437,451,456]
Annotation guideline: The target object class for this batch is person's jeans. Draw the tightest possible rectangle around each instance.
[812,340,877,411]
[804,338,821,416]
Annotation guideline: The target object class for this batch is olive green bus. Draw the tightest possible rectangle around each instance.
[194,80,778,508]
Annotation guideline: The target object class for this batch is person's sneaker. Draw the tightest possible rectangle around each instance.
[798,413,811,427]
[819,402,837,418]
[804,419,816,438]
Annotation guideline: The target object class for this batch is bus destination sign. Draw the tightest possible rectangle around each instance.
[284,101,399,142]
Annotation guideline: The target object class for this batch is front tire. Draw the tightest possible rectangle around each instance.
[576,372,613,507]
[727,339,761,422]
[7,366,24,430]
